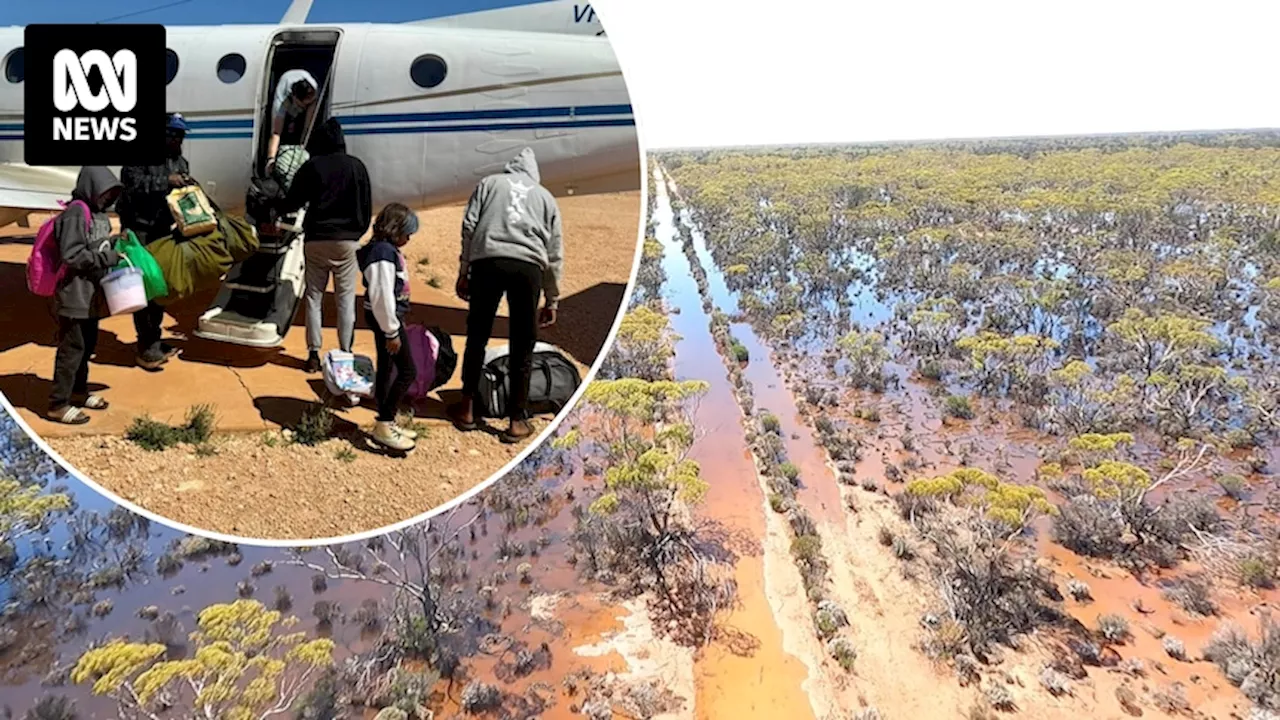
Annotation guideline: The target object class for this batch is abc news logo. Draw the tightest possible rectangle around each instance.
[25,25,166,166]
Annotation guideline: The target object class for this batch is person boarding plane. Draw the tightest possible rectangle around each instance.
[0,0,636,346]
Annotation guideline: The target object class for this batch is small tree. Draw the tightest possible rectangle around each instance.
[565,378,736,644]
[601,306,677,382]
[837,330,890,392]
[71,599,333,720]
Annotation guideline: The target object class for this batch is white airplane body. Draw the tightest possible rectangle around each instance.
[0,1,637,227]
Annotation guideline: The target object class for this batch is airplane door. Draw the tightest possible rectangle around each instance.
[252,28,344,177]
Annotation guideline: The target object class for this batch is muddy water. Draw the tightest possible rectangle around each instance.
[653,172,815,719]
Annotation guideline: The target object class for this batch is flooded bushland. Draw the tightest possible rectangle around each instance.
[659,135,1280,718]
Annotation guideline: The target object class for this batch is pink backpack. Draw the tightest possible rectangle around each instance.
[27,200,91,297]
[391,324,457,400]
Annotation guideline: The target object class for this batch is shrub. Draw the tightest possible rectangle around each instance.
[768,493,787,513]
[1151,683,1191,714]
[827,637,857,670]
[1052,495,1128,559]
[22,695,79,720]
[294,403,334,446]
[1163,635,1187,660]
[761,413,782,434]
[460,681,502,714]
[1039,667,1071,696]
[1240,557,1277,589]
[125,405,219,451]
[877,527,895,547]
[1066,579,1092,602]
[334,446,356,463]
[984,682,1016,711]
[779,462,800,483]
[920,359,946,381]
[860,477,879,493]
[1219,474,1248,500]
[124,416,181,452]
[1097,614,1131,643]
[1163,575,1217,616]
[946,395,975,420]
[182,404,217,444]
[731,340,750,363]
[1204,615,1280,710]
[791,535,824,568]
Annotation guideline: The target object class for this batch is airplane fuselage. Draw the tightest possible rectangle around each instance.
[0,22,639,212]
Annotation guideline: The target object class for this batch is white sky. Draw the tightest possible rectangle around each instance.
[596,0,1280,149]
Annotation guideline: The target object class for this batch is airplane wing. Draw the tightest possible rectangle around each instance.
[279,0,313,24]
[0,163,79,228]
[404,1,605,36]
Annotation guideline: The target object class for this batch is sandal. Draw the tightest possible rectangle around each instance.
[499,421,535,445]
[75,394,109,411]
[47,406,90,425]
[447,404,479,432]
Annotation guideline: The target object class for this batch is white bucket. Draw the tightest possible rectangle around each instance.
[102,258,147,316]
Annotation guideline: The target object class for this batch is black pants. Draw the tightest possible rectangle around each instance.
[461,257,541,421]
[128,227,165,356]
[49,316,99,410]
[368,311,416,422]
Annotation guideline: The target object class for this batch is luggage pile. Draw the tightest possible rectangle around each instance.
[476,343,580,418]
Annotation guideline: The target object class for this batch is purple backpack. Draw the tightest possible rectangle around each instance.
[27,200,90,297]
[393,324,457,399]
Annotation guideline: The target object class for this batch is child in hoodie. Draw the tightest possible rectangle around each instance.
[46,167,124,425]
[357,203,418,451]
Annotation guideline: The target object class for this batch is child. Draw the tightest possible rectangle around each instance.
[47,167,124,425]
[357,203,418,451]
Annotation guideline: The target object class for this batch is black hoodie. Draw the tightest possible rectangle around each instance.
[279,118,372,242]
[55,167,122,319]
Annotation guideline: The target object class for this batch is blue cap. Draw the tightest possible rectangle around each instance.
[166,113,189,132]
[404,213,419,235]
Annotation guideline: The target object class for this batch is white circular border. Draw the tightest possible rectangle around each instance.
[0,18,652,549]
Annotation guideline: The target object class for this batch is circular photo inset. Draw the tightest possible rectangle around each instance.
[0,2,642,541]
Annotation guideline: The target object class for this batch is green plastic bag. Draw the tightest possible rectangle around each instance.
[115,230,168,301]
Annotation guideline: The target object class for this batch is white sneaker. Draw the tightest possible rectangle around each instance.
[371,421,415,451]
[395,424,419,440]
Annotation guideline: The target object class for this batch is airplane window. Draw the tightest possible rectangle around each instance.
[410,55,447,89]
[3,48,23,84]
[217,53,247,83]
[166,49,179,84]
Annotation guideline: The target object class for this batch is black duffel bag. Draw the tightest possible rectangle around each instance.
[476,343,580,419]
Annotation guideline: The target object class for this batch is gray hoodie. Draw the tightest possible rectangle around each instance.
[55,167,122,319]
[460,148,564,307]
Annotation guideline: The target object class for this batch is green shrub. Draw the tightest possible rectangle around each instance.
[125,416,181,451]
[761,413,782,434]
[791,534,824,567]
[945,395,975,420]
[731,340,750,363]
[182,404,217,444]
[334,447,356,463]
[1240,557,1276,589]
[779,462,800,483]
[125,404,219,452]
[1218,474,1247,500]
[768,493,787,513]
[919,359,945,381]
[294,403,334,446]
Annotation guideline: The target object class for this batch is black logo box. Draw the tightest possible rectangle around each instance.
[24,24,167,167]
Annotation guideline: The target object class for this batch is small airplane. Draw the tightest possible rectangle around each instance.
[0,0,637,229]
